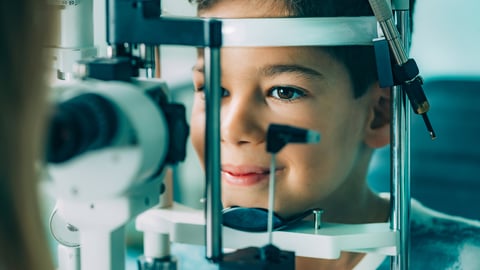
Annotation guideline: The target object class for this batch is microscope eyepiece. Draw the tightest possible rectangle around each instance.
[46,93,118,163]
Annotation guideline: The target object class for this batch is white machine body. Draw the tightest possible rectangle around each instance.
[137,204,398,260]
[45,79,171,270]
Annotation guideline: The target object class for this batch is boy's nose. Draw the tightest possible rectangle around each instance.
[221,98,265,146]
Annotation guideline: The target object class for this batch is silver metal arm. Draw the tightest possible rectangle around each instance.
[204,46,223,261]
[390,4,412,270]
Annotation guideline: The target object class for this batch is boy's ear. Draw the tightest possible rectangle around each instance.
[364,83,391,148]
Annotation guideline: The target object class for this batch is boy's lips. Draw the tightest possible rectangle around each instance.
[221,165,284,186]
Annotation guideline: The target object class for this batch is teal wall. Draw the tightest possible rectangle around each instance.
[410,0,480,78]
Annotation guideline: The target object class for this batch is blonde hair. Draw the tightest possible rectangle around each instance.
[0,1,55,269]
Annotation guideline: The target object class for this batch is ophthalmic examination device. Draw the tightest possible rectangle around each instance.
[43,0,435,269]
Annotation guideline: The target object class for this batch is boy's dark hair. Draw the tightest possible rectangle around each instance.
[189,0,416,98]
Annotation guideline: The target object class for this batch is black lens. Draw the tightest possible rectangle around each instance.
[46,93,117,163]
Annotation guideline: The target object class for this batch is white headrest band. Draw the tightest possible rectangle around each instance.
[220,16,378,47]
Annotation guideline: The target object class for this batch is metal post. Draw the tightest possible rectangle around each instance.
[267,154,277,245]
[204,47,223,261]
[139,44,156,78]
[80,226,125,270]
[390,1,411,269]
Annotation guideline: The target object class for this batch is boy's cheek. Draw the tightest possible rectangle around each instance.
[189,113,206,157]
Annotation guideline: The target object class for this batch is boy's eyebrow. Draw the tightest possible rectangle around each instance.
[261,64,323,79]
[192,64,323,79]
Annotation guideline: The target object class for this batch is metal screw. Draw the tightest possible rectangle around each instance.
[313,209,324,230]
[66,223,79,232]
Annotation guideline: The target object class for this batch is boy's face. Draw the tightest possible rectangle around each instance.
[191,1,385,220]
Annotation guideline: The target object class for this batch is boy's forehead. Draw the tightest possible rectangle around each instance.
[193,46,347,85]
[196,46,336,63]
[198,0,290,18]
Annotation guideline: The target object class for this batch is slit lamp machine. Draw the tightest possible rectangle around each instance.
[43,0,435,269]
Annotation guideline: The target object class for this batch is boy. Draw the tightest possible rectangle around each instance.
[187,0,480,269]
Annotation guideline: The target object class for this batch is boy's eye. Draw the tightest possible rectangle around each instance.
[269,86,305,101]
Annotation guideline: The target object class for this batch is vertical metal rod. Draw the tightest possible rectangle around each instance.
[140,44,156,78]
[204,47,223,261]
[267,154,276,244]
[154,46,161,78]
[390,6,411,270]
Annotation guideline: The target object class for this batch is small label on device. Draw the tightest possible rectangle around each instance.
[49,0,80,6]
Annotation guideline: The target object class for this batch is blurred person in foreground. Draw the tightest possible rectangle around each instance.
[0,1,55,269]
